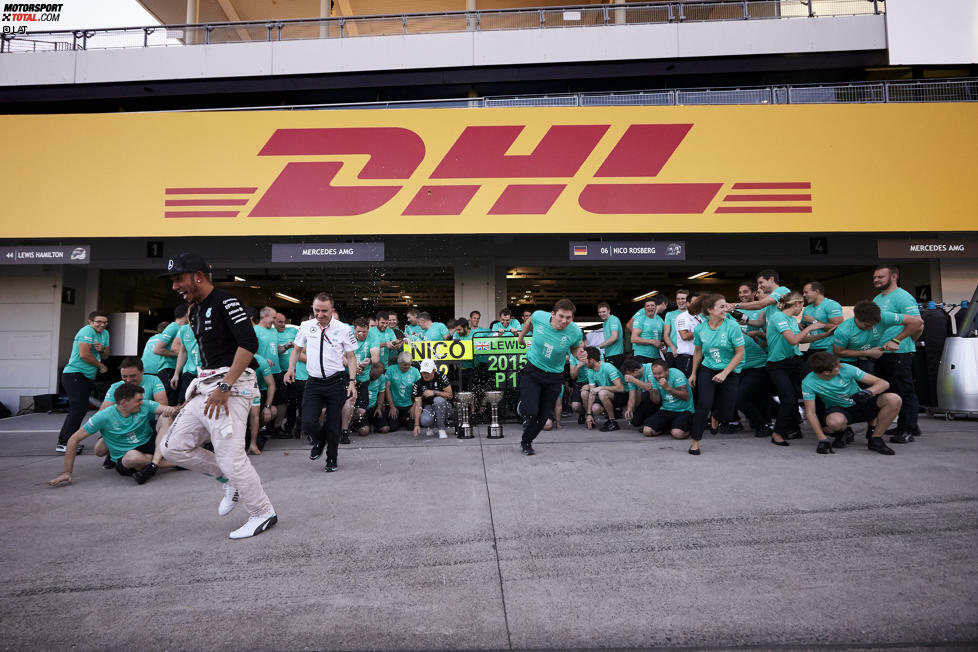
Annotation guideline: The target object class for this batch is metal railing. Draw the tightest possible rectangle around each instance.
[0,0,884,53]
[158,78,976,113]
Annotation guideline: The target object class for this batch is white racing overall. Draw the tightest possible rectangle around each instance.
[162,367,273,517]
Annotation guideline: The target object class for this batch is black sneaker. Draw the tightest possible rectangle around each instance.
[520,442,535,456]
[865,425,875,439]
[816,440,835,455]
[753,424,771,438]
[718,422,744,434]
[832,434,847,449]
[309,440,325,460]
[889,430,914,444]
[868,437,895,455]
[340,430,351,445]
[324,457,338,472]
[599,419,620,432]
[844,427,855,445]
[102,456,116,470]
[132,462,158,485]
[577,414,585,425]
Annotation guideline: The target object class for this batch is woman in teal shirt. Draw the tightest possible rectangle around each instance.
[57,311,110,453]
[688,294,745,454]
[764,292,834,445]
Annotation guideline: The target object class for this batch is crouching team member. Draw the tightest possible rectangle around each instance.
[802,352,899,456]
[621,358,658,428]
[355,362,391,436]
[517,299,584,456]
[642,360,694,442]
[161,253,277,540]
[412,358,454,439]
[385,351,421,431]
[582,346,626,432]
[48,384,180,487]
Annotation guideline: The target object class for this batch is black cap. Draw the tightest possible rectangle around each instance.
[160,252,212,277]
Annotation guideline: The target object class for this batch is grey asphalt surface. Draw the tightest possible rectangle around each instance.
[0,411,976,651]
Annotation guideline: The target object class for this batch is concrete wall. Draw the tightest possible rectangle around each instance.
[0,14,886,87]
[0,267,62,412]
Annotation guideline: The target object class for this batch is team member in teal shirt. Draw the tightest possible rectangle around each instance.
[48,383,179,487]
[630,299,665,363]
[764,292,834,445]
[596,302,625,368]
[273,312,302,436]
[734,269,791,329]
[832,300,921,371]
[384,351,422,430]
[642,360,694,438]
[343,318,377,444]
[802,351,900,455]
[871,264,924,442]
[516,300,584,455]
[801,282,845,355]
[582,346,626,432]
[733,283,773,437]
[355,362,392,435]
[57,310,111,453]
[101,357,168,408]
[369,311,402,366]
[403,308,424,341]
[140,321,169,375]
[418,312,450,341]
[171,321,200,405]
[490,308,521,336]
[153,306,187,405]
[687,294,746,454]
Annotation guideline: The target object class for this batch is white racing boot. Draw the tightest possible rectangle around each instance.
[229,511,278,539]
[218,484,239,516]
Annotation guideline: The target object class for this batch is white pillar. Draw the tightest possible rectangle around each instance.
[320,0,330,38]
[614,0,626,25]
[454,259,497,327]
[185,0,198,44]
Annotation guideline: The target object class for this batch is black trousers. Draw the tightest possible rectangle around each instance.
[517,363,564,445]
[629,391,659,427]
[766,356,807,435]
[284,379,306,432]
[302,376,347,460]
[157,368,178,406]
[691,367,741,441]
[736,367,771,430]
[851,359,875,375]
[874,352,919,431]
[673,353,693,378]
[58,372,93,445]
[176,372,196,406]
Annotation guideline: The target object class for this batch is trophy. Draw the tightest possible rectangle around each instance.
[485,390,504,439]
[455,391,475,439]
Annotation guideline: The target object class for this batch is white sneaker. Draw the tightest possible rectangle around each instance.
[425,428,434,437]
[55,444,66,453]
[229,510,278,539]
[438,429,448,439]
[218,484,239,516]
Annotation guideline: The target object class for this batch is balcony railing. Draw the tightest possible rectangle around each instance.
[0,0,884,53]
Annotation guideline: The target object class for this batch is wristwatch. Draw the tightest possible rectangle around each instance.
[217,382,231,393]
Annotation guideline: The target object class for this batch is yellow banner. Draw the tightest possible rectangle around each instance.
[407,339,473,362]
[2,104,976,237]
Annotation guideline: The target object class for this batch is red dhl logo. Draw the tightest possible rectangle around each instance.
[164,125,812,218]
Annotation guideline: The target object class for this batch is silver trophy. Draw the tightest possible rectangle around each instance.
[455,391,475,439]
[485,390,504,439]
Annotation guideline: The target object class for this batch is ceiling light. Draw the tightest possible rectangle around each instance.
[632,290,659,302]
[403,295,411,299]
[233,275,246,282]
[687,271,716,280]
[275,292,301,304]
[248,285,260,289]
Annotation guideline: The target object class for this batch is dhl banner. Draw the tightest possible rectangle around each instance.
[2,104,976,238]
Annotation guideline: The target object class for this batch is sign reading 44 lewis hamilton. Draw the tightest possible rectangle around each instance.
[569,241,685,261]
[0,245,90,265]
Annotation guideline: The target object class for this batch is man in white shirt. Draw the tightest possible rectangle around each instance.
[284,293,358,473]
[673,294,702,378]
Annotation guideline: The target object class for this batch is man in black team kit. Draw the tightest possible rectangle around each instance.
[161,253,277,540]
[516,299,584,455]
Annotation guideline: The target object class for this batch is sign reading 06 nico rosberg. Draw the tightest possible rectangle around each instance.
[5,105,977,238]
[569,241,685,261]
